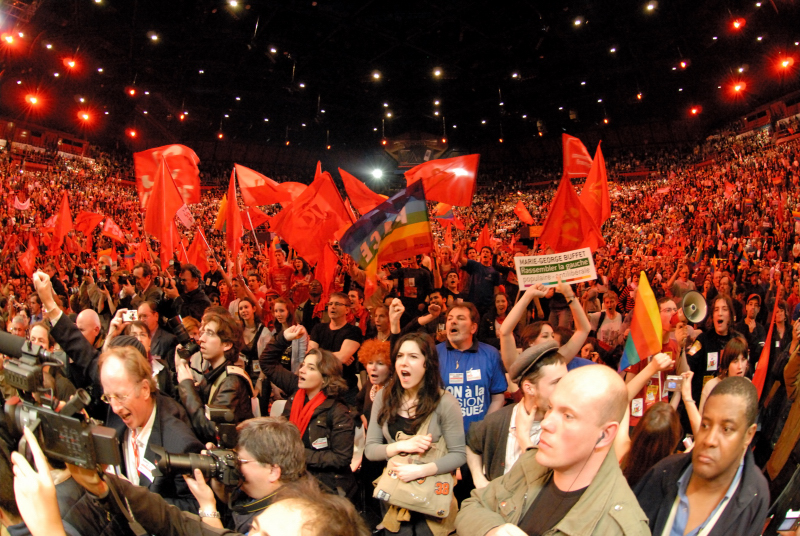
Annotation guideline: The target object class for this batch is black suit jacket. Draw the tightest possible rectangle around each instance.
[151,327,178,366]
[633,450,769,536]
[106,392,204,514]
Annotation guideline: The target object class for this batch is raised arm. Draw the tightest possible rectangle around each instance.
[499,283,547,371]
[556,280,591,363]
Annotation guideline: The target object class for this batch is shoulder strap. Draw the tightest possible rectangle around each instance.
[208,365,255,402]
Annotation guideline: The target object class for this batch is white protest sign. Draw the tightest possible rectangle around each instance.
[514,247,597,288]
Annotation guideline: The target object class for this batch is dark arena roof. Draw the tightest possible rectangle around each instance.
[1,0,799,155]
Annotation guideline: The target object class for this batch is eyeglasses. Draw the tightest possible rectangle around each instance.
[327,302,348,308]
[660,307,678,314]
[100,387,140,405]
[200,329,219,338]
[236,457,256,468]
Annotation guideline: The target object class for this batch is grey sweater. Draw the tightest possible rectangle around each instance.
[365,388,466,474]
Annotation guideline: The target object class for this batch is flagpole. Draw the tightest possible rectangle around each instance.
[245,211,263,255]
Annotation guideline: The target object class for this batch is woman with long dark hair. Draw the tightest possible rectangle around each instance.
[272,297,308,373]
[238,296,272,415]
[622,402,682,487]
[365,332,465,535]
[259,324,357,500]
[477,292,510,349]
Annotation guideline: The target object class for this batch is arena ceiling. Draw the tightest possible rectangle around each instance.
[1,0,799,149]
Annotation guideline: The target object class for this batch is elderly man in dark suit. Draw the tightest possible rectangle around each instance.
[99,346,204,513]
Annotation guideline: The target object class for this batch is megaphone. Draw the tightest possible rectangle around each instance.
[677,291,707,325]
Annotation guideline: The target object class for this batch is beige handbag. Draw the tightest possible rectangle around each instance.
[373,411,455,518]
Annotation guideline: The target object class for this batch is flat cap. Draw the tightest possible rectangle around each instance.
[509,340,561,384]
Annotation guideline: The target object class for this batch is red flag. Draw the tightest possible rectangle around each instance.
[49,192,73,254]
[312,244,338,319]
[433,202,453,217]
[723,181,735,199]
[277,182,308,208]
[270,163,352,265]
[134,144,201,209]
[339,168,388,215]
[1,234,19,258]
[135,241,150,264]
[539,175,606,253]
[514,201,535,225]
[562,134,593,178]
[579,142,611,228]
[241,206,270,231]
[753,299,780,400]
[101,217,127,244]
[225,170,244,261]
[186,229,210,276]
[144,158,184,267]
[74,211,105,236]
[444,225,453,249]
[19,241,37,278]
[234,164,292,207]
[405,154,480,207]
[453,217,466,231]
[476,225,492,253]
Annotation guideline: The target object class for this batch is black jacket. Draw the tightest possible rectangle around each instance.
[477,314,501,349]
[179,362,254,444]
[106,392,204,514]
[466,402,515,480]
[260,331,356,496]
[633,450,769,536]
[160,287,212,322]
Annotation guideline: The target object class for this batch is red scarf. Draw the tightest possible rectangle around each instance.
[289,389,327,436]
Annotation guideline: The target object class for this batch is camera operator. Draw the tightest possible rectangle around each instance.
[9,422,369,536]
[160,264,212,323]
[98,346,204,512]
[122,263,164,311]
[176,311,254,444]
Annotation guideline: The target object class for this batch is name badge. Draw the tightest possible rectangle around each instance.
[312,437,328,450]
[631,398,644,417]
[252,361,261,373]
[775,340,780,348]
[139,457,156,483]
[707,352,718,371]
[449,372,464,385]
[466,369,482,382]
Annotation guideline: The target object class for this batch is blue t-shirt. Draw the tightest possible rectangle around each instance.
[566,357,596,371]
[437,339,508,433]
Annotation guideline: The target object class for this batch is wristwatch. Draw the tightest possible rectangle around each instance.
[198,509,221,519]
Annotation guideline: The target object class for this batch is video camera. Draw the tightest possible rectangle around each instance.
[151,408,240,486]
[168,316,201,360]
[0,331,120,469]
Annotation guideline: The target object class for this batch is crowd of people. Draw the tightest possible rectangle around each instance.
[0,121,799,536]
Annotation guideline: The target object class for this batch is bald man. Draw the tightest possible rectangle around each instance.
[76,309,103,348]
[456,366,650,536]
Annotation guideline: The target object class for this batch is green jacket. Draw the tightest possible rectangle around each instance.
[455,447,651,536]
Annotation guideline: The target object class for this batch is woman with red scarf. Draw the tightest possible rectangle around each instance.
[258,324,357,500]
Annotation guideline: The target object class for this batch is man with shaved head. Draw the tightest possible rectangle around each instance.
[76,308,103,348]
[456,365,650,536]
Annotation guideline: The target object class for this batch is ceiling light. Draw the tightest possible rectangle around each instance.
[373,127,378,131]
[581,81,586,85]
[270,47,277,53]
[79,97,85,103]
[54,72,59,77]
[712,36,718,40]
[383,102,389,107]
[372,169,383,179]
[372,71,381,79]
[199,70,204,74]
[301,123,306,127]
[522,114,527,118]
[434,100,440,105]
[598,98,603,102]
[264,118,269,122]
[299,82,305,88]
[434,111,439,116]
[386,112,392,117]
[646,2,657,11]
[452,125,457,128]
[229,0,238,6]
[610,47,616,53]
[98,68,103,72]
[144,91,149,95]
[320,109,325,113]
[757,36,763,41]
[143,110,148,114]
[433,68,442,77]
[481,120,486,124]
[574,17,584,26]
[235,96,241,101]
[16,80,21,84]
[512,72,519,78]
[45,43,52,49]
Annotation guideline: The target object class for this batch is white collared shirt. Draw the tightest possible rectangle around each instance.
[124,403,157,486]
[504,404,542,475]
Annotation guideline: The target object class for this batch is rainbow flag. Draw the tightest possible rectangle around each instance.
[744,198,754,209]
[340,181,432,297]
[793,211,800,223]
[619,272,663,371]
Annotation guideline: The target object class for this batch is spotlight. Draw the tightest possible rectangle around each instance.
[179,114,185,121]
[386,112,392,118]
[511,72,519,78]
[610,47,616,53]
[573,17,584,26]
[732,18,745,30]
[372,169,383,179]
[127,129,137,138]
[433,68,442,77]
[298,82,305,88]
[434,111,439,116]
[63,58,77,69]
[218,132,224,139]
[18,32,24,38]
[78,111,90,121]
[2,34,14,44]
[45,43,52,49]
[98,68,103,72]
[637,93,643,100]
[603,118,609,124]
[285,141,290,146]
[270,47,277,53]
[441,138,447,143]
[381,139,387,146]
[229,0,238,6]
[499,138,504,143]
[327,145,331,150]
[646,2,657,11]
[434,100,440,105]
[128,88,136,96]
[25,94,39,105]
[780,57,795,69]
[147,32,159,41]
[372,71,381,79]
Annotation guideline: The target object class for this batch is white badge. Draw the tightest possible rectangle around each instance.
[775,340,781,348]
[138,457,156,483]
[466,369,482,382]
[707,352,718,371]
[312,437,328,450]
[631,398,644,418]
[449,372,464,385]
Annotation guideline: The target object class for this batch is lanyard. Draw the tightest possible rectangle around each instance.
[661,491,730,536]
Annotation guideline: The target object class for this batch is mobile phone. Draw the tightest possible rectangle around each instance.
[122,310,138,322]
